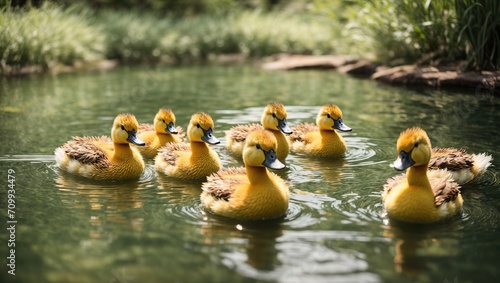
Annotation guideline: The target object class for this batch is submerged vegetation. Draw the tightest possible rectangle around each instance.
[0,0,498,73]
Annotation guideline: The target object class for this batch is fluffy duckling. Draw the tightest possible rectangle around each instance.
[383,127,463,223]
[155,112,221,179]
[54,113,146,180]
[201,129,289,220]
[136,109,185,158]
[289,104,352,157]
[226,102,292,161]
[429,147,492,185]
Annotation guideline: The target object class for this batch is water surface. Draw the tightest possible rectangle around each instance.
[1,65,499,283]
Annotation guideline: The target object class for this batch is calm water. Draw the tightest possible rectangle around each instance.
[0,65,499,283]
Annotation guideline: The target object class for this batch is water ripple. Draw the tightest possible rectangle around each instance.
[0,154,55,163]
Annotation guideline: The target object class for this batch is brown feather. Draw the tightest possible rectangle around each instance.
[229,124,262,142]
[430,177,461,206]
[202,168,246,201]
[289,123,317,142]
[63,136,111,168]
[384,173,461,207]
[158,142,191,166]
[429,147,474,171]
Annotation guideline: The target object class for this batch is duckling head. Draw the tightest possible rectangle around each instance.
[316,104,352,132]
[112,113,145,146]
[187,112,220,145]
[261,102,292,134]
[154,109,178,134]
[243,129,285,170]
[391,127,432,171]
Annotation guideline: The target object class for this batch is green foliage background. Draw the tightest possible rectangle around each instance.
[1,0,499,71]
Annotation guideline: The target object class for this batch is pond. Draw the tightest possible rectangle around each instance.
[0,64,499,283]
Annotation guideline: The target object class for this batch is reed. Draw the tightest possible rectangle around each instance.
[456,0,500,70]
[344,0,460,66]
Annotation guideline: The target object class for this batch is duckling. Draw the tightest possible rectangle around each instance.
[226,102,292,161]
[289,104,352,157]
[155,112,221,179]
[429,147,492,185]
[136,109,185,158]
[54,113,146,180]
[201,129,289,220]
[383,127,463,223]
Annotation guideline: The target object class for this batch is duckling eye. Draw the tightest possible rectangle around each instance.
[326,114,331,118]
[256,144,261,150]
[196,123,201,128]
[272,113,276,118]
[162,119,166,123]
[414,142,419,148]
[121,125,125,130]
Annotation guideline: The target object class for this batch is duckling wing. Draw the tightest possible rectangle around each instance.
[430,147,473,171]
[63,136,111,168]
[157,142,191,165]
[429,176,461,207]
[289,123,318,143]
[138,123,154,132]
[202,168,247,201]
[228,124,262,142]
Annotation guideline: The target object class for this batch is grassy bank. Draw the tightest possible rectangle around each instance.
[0,4,340,72]
[1,1,498,73]
[0,4,105,71]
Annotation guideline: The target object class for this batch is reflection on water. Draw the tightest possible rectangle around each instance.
[381,219,464,280]
[0,65,499,282]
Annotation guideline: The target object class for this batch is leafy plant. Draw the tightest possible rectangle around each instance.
[456,0,500,70]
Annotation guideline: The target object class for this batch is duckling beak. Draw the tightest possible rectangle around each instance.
[166,122,178,134]
[201,128,220,145]
[262,149,286,170]
[334,118,352,132]
[127,130,146,146]
[390,150,415,171]
[278,118,293,134]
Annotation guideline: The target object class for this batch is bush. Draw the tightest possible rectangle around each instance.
[0,3,104,70]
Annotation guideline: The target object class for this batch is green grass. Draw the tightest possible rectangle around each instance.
[0,3,105,70]
[2,1,497,72]
[0,4,340,69]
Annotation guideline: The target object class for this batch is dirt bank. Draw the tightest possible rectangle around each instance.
[261,54,499,95]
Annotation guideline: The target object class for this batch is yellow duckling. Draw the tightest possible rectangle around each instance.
[383,127,463,223]
[155,112,221,179]
[136,108,185,158]
[201,129,289,220]
[429,147,492,185]
[226,102,292,161]
[289,104,352,157]
[54,113,146,180]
